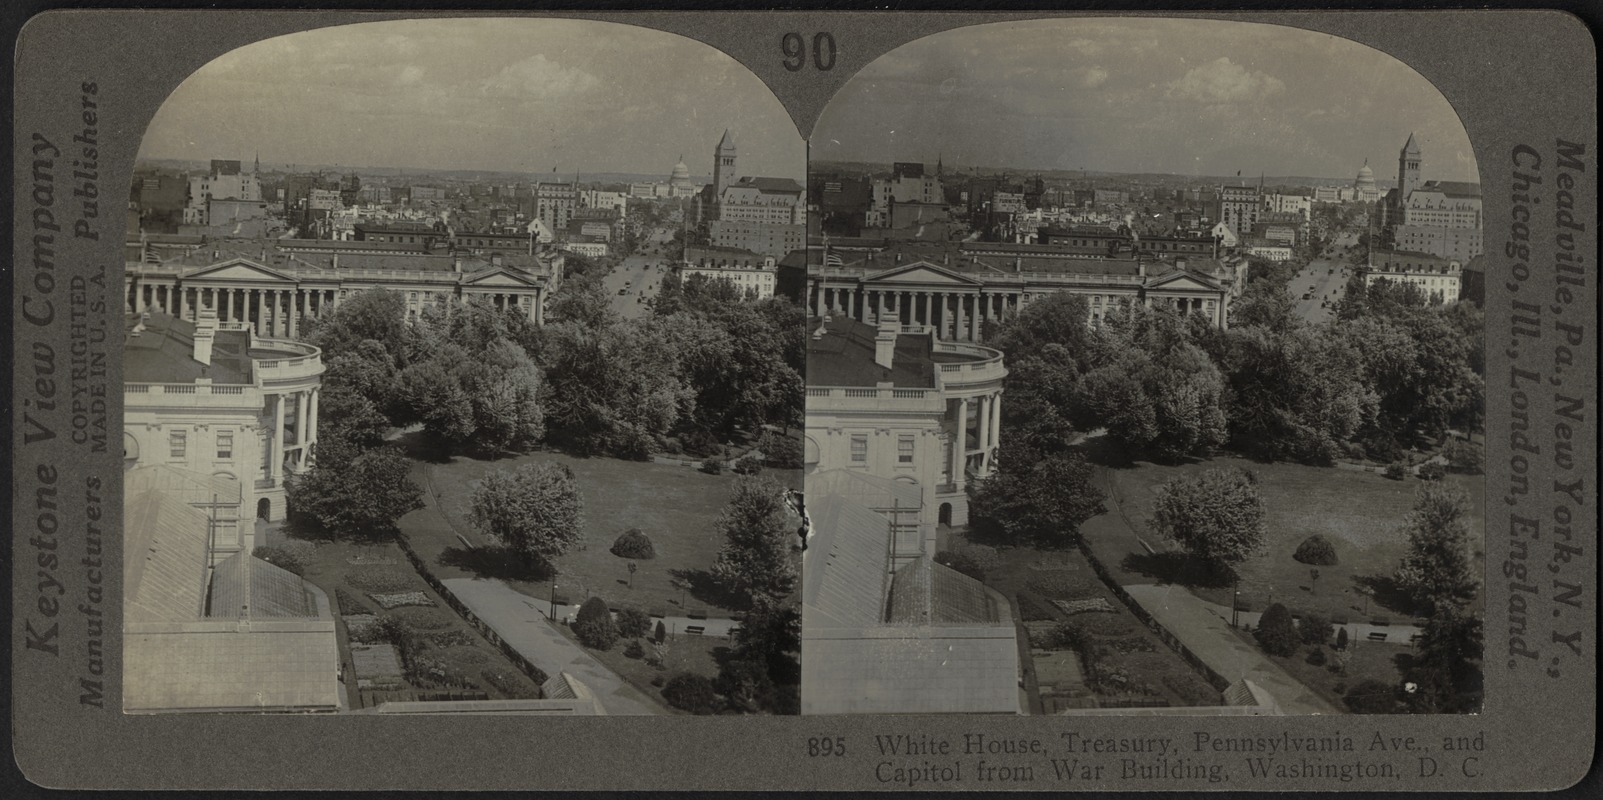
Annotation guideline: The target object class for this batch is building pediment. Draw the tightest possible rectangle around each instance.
[1146,270,1224,293]
[181,258,298,284]
[863,262,983,287]
[462,267,541,288]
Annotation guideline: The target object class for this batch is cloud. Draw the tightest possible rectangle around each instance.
[478,54,600,100]
[1165,57,1285,104]
[1074,66,1110,88]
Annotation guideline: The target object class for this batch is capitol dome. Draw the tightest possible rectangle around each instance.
[670,156,692,185]
[1355,161,1375,189]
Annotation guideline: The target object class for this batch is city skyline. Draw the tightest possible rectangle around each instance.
[138,18,806,180]
[812,18,1480,184]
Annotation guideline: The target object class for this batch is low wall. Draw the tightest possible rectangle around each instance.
[393,533,551,697]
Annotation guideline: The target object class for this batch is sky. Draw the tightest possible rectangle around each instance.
[139,18,805,180]
[812,18,1480,183]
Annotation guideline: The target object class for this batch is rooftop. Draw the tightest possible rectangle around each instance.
[806,316,943,389]
[124,312,253,385]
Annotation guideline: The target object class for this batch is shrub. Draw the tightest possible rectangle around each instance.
[661,673,720,715]
[650,674,666,688]
[573,596,618,651]
[934,550,986,582]
[253,546,306,576]
[1417,462,1446,481]
[623,639,645,659]
[1335,627,1350,651]
[1345,679,1398,714]
[732,454,764,475]
[757,431,804,469]
[1292,534,1339,566]
[699,457,724,475]
[654,620,667,643]
[1383,462,1408,481]
[1443,438,1484,474]
[681,429,720,458]
[615,606,651,638]
[610,528,656,560]
[1306,647,1328,666]
[1298,613,1334,646]
[1254,603,1299,657]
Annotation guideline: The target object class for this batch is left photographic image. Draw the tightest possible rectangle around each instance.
[121,17,807,715]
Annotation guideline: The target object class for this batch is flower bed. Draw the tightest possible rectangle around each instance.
[370,591,436,609]
[1051,597,1115,616]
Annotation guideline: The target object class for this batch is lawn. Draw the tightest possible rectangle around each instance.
[944,534,1223,709]
[1086,454,1486,623]
[414,445,799,618]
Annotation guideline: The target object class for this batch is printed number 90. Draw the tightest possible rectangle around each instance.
[782,32,837,72]
[808,736,846,757]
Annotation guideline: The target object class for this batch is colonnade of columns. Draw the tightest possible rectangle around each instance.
[810,281,1226,337]
[267,386,320,486]
[809,283,1032,342]
[945,390,1003,489]
[128,280,547,337]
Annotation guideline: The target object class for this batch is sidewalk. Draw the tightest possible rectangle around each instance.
[1124,583,1340,715]
[443,577,669,715]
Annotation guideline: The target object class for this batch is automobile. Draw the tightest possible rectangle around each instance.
[1303,292,1313,300]
[618,288,628,295]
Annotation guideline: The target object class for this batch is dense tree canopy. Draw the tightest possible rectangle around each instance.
[968,440,1106,547]
[287,438,424,538]
[1080,304,1228,460]
[1223,324,1375,463]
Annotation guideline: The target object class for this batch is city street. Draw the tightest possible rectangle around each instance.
[1287,229,1360,324]
[603,226,676,319]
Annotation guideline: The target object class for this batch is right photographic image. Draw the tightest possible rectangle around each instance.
[800,17,1485,716]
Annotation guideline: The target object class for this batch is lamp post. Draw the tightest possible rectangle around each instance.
[548,584,558,621]
[1232,589,1241,629]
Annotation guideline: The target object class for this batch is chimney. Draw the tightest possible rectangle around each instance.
[454,255,463,273]
[874,317,899,370]
[1138,261,1147,279]
[193,303,219,366]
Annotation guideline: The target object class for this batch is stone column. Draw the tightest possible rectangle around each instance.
[256,289,267,336]
[308,387,319,449]
[990,391,1003,453]
[271,393,285,485]
[952,397,969,486]
[976,395,989,471]
[175,284,186,320]
[971,295,982,340]
[922,292,933,328]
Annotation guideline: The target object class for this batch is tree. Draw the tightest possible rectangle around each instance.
[1393,483,1477,615]
[1293,534,1339,566]
[304,288,420,363]
[573,596,618,650]
[968,441,1105,547]
[1298,613,1334,646]
[988,294,1099,450]
[1403,608,1483,714]
[661,673,720,715]
[1079,304,1228,460]
[286,439,424,538]
[398,336,545,457]
[1148,467,1267,574]
[709,476,798,607]
[467,463,584,570]
[1222,324,1374,464]
[1254,603,1299,656]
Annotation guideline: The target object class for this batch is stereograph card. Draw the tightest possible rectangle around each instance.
[7,5,1597,792]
